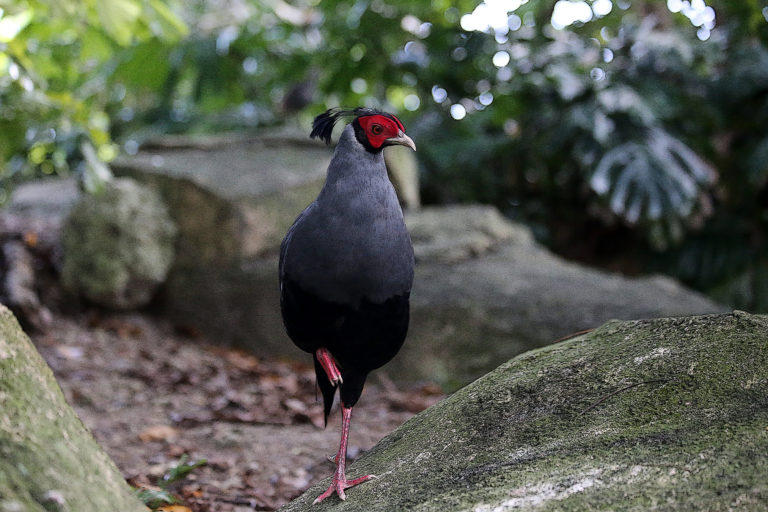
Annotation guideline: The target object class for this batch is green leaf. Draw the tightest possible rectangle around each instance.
[0,8,32,43]
[135,488,176,508]
[590,128,715,225]
[80,141,113,194]
[81,27,115,62]
[148,0,188,40]
[112,39,172,89]
[162,454,207,487]
[97,0,142,46]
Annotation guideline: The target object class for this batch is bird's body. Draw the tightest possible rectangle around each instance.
[279,108,415,503]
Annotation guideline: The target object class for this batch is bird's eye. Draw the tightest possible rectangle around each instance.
[371,124,383,135]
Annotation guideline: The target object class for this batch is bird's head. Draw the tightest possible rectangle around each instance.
[310,107,416,154]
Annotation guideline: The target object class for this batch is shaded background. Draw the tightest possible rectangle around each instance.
[1,2,767,509]
[1,0,767,311]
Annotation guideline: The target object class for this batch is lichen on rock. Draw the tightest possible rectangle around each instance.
[281,312,768,512]
[60,178,176,310]
[0,304,148,511]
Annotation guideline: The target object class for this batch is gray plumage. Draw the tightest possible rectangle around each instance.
[280,124,414,305]
[279,108,416,503]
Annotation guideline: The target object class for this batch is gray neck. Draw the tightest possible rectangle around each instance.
[321,125,385,190]
[282,124,413,304]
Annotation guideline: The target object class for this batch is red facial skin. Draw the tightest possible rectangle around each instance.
[357,114,406,149]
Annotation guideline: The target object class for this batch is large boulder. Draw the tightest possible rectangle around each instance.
[10,139,725,387]
[0,304,148,511]
[112,132,331,266]
[402,205,726,387]
[60,178,176,309]
[281,311,768,511]
[111,132,332,348]
[112,132,419,262]
[405,204,520,263]
[107,135,727,385]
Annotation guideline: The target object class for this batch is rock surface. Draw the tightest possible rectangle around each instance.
[60,178,177,309]
[3,177,79,224]
[0,304,148,512]
[112,133,331,264]
[402,205,726,387]
[405,205,520,263]
[144,202,724,389]
[281,311,768,512]
[113,131,419,263]
[384,145,421,208]
[5,170,725,388]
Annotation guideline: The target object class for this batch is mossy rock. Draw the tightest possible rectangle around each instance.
[282,312,768,511]
[60,178,176,309]
[0,304,148,512]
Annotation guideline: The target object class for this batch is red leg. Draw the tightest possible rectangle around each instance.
[313,405,374,503]
[315,347,343,386]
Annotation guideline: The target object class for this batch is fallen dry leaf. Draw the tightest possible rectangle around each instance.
[30,310,445,512]
[158,506,193,512]
[23,231,38,248]
[139,425,178,442]
[283,398,307,414]
[55,345,84,360]
[223,349,261,372]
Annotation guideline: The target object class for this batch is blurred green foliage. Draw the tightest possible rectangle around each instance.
[1,0,767,310]
[0,0,186,193]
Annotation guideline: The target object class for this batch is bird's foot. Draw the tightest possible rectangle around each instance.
[315,347,343,386]
[313,474,375,504]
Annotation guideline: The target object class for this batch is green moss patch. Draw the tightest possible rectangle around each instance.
[282,312,768,511]
[0,305,148,512]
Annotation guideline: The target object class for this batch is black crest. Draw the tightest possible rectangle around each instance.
[310,107,396,145]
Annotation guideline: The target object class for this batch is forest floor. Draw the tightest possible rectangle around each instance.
[3,190,444,511]
[30,311,444,511]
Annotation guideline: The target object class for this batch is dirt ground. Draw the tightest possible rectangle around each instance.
[30,311,444,511]
[1,197,443,510]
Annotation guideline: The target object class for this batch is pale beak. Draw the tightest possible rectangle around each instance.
[386,130,417,151]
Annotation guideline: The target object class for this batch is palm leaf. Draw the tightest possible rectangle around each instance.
[590,128,715,226]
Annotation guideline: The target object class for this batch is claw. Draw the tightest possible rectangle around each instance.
[316,347,343,386]
[313,474,374,504]
[313,405,374,504]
